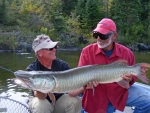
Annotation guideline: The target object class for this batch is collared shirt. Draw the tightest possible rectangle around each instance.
[78,42,137,113]
[26,58,70,103]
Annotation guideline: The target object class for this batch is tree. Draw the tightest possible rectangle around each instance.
[75,0,105,33]
[62,0,78,16]
[0,0,7,24]
[84,0,104,30]
[40,0,67,37]
[109,0,149,44]
[19,0,45,31]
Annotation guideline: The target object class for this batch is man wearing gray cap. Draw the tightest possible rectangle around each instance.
[26,34,81,113]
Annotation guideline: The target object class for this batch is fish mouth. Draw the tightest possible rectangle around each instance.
[13,78,34,89]
[13,70,36,89]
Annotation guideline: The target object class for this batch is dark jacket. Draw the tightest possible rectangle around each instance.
[26,58,70,103]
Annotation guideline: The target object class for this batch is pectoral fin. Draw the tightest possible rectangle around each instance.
[48,92,56,106]
[92,85,95,96]
[117,79,130,89]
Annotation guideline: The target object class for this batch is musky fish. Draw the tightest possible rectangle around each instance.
[13,61,150,93]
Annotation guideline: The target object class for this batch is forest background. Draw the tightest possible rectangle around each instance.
[0,0,150,51]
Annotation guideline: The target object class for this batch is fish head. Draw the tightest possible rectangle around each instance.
[13,70,38,90]
[14,70,56,93]
[29,75,56,93]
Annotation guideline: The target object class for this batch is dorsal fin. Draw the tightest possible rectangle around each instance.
[110,59,128,66]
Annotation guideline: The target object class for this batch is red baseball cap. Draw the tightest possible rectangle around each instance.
[93,18,116,34]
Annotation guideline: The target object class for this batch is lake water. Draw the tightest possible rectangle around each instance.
[0,50,150,98]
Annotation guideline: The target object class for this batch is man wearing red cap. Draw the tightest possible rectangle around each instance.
[70,18,150,113]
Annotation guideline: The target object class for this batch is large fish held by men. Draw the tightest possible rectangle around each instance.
[13,60,150,93]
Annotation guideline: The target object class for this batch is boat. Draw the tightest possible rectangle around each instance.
[82,82,150,113]
[0,82,149,113]
[115,82,150,113]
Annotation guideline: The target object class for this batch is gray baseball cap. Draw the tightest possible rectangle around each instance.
[32,34,60,52]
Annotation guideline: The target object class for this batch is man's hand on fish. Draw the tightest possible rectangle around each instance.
[85,81,99,89]
[122,74,133,82]
[34,91,47,100]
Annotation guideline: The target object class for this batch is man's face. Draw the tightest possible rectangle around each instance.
[38,46,57,61]
[93,31,114,49]
[97,34,113,49]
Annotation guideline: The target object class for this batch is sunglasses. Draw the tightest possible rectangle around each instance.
[93,31,113,40]
[42,46,57,51]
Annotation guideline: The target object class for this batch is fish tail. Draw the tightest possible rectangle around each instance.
[137,74,149,84]
[136,63,150,84]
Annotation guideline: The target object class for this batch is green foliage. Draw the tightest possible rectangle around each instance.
[0,33,18,50]
[85,0,104,30]
[66,13,81,34]
[0,0,7,24]
[5,4,20,25]
[74,0,86,30]
[40,0,67,37]
[75,0,86,17]
[62,0,78,16]
[110,0,150,45]
[75,0,105,34]
[0,0,150,50]
[148,2,150,39]
[20,0,37,14]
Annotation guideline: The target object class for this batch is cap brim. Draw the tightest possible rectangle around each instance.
[43,41,60,49]
[93,28,110,34]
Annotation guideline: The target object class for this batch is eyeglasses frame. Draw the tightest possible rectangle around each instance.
[93,31,114,40]
[41,46,57,51]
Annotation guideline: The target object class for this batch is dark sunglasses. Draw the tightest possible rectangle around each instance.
[93,31,113,40]
[42,46,57,51]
